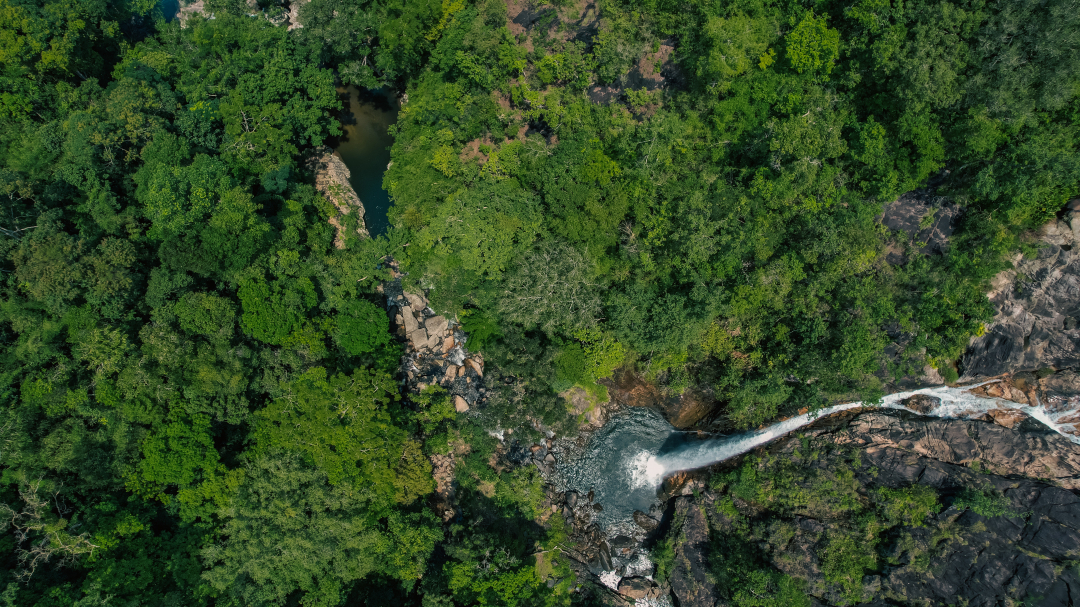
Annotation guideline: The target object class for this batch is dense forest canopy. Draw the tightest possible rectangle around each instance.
[0,0,1076,603]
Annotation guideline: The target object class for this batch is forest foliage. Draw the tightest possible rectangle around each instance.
[0,0,1077,603]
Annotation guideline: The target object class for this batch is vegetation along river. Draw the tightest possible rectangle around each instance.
[332,86,398,236]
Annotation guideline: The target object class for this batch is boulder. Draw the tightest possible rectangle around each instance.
[900,394,942,414]
[465,358,483,377]
[404,292,426,310]
[565,491,578,508]
[633,510,659,532]
[425,315,449,338]
[442,366,458,384]
[408,327,429,350]
[669,498,720,607]
[401,306,419,334]
[617,577,655,599]
[454,395,469,413]
[422,331,441,351]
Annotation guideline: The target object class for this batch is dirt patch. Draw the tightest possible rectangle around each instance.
[506,0,599,50]
[459,135,496,164]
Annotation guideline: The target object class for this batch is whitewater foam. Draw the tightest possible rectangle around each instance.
[631,381,1080,490]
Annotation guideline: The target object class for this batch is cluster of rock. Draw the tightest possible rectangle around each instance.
[667,409,1080,607]
[509,439,559,475]
[386,287,485,413]
[537,486,665,603]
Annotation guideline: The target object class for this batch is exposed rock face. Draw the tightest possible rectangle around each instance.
[603,368,716,429]
[878,178,962,261]
[963,214,1080,379]
[820,411,1080,490]
[668,410,1080,607]
[668,497,720,607]
[306,146,368,247]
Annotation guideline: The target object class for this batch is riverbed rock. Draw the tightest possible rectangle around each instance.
[425,315,449,338]
[401,306,419,334]
[617,577,655,599]
[454,395,469,413]
[900,393,941,414]
[408,327,429,351]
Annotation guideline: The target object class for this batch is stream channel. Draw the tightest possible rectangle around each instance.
[330,86,398,237]
[553,381,1080,534]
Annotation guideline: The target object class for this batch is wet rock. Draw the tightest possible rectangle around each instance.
[565,491,578,508]
[669,498,720,607]
[544,453,555,464]
[633,510,659,532]
[987,408,1030,428]
[598,541,613,570]
[617,577,655,599]
[592,503,603,512]
[900,394,941,414]
[662,387,713,429]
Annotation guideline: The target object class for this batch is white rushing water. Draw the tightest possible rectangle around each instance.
[630,381,1080,490]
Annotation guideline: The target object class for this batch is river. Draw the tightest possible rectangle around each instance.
[554,381,1080,532]
[331,86,398,237]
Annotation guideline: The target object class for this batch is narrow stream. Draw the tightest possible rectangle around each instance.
[331,86,398,237]
[555,381,1080,532]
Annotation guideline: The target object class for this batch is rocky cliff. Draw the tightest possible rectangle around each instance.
[306,146,369,247]
[963,212,1080,381]
[665,410,1080,607]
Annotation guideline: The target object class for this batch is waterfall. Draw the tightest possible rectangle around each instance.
[631,381,1080,490]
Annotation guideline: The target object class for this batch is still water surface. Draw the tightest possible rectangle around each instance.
[332,86,398,237]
